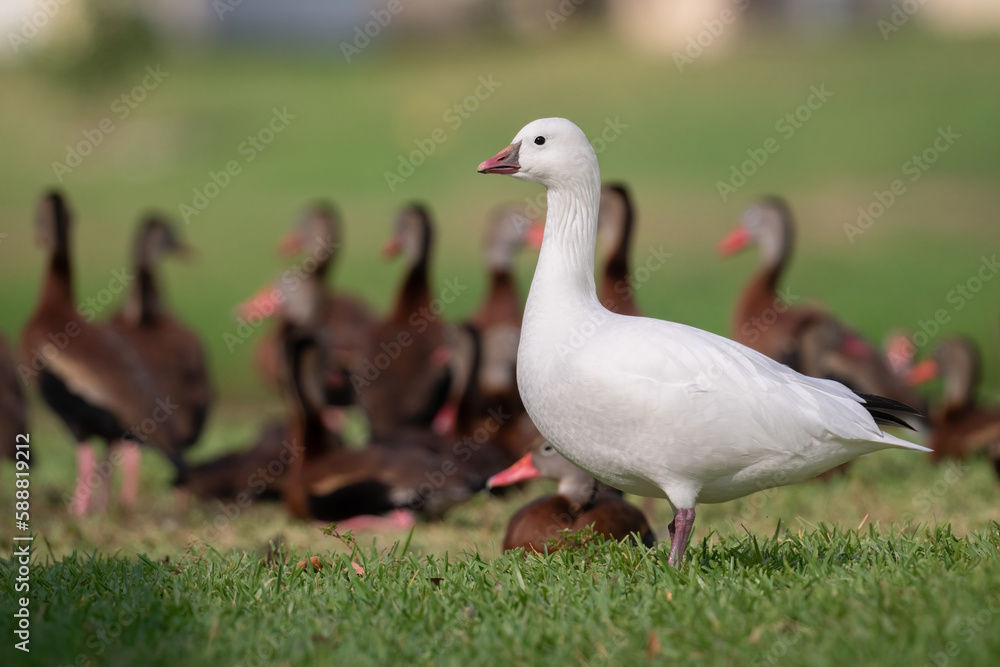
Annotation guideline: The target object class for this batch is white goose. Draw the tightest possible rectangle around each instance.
[477,118,928,567]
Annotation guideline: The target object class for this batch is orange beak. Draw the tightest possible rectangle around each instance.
[486,453,541,489]
[907,359,939,386]
[718,226,751,257]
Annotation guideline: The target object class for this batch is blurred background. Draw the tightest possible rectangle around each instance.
[1,0,999,551]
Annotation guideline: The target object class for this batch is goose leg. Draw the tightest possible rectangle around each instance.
[667,507,696,568]
[70,443,97,516]
[118,440,142,508]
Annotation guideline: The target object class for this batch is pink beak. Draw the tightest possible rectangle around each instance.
[237,285,282,320]
[526,221,544,249]
[718,226,751,257]
[486,453,541,489]
[478,141,521,175]
[382,237,402,259]
[278,231,303,256]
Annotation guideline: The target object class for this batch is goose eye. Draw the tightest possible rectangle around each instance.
[534,136,545,146]
[542,444,554,453]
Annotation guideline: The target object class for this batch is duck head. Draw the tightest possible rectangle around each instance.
[719,196,795,270]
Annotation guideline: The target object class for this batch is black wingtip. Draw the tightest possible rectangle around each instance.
[857,392,922,431]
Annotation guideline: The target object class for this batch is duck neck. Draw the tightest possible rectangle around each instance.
[526,178,602,316]
[481,270,519,324]
[603,210,633,290]
[42,224,74,306]
[559,473,599,514]
[124,265,162,325]
[393,236,431,320]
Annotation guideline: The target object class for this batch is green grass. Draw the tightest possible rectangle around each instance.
[2,523,999,666]
[2,25,1000,667]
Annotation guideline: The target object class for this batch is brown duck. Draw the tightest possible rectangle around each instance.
[487,439,656,554]
[909,336,1000,475]
[20,192,184,514]
[354,204,452,439]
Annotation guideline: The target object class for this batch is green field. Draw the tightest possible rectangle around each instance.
[2,24,1000,666]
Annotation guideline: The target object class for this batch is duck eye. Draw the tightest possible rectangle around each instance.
[534,136,545,146]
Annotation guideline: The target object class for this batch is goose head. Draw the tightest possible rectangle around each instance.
[478,118,599,191]
[279,203,341,267]
[718,196,795,270]
[383,204,432,267]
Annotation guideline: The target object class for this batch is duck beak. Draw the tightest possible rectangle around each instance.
[381,236,402,259]
[718,226,751,257]
[478,141,521,175]
[486,453,540,489]
[173,242,197,262]
[907,359,939,385]
[236,285,281,320]
[278,230,303,256]
[526,221,545,249]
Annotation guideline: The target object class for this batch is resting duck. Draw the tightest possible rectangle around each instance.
[909,337,1000,474]
[20,192,184,514]
[719,197,925,413]
[597,183,640,316]
[0,332,28,462]
[487,439,655,553]
[479,118,927,567]
[108,216,213,478]
[355,204,453,439]
[182,420,291,501]
[279,271,476,523]
[249,203,375,399]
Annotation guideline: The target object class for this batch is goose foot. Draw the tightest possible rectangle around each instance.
[667,507,695,568]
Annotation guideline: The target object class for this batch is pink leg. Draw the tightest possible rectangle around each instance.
[90,447,114,514]
[118,440,142,508]
[668,507,696,568]
[71,443,97,516]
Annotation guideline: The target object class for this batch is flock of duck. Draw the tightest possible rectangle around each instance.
[3,118,998,566]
